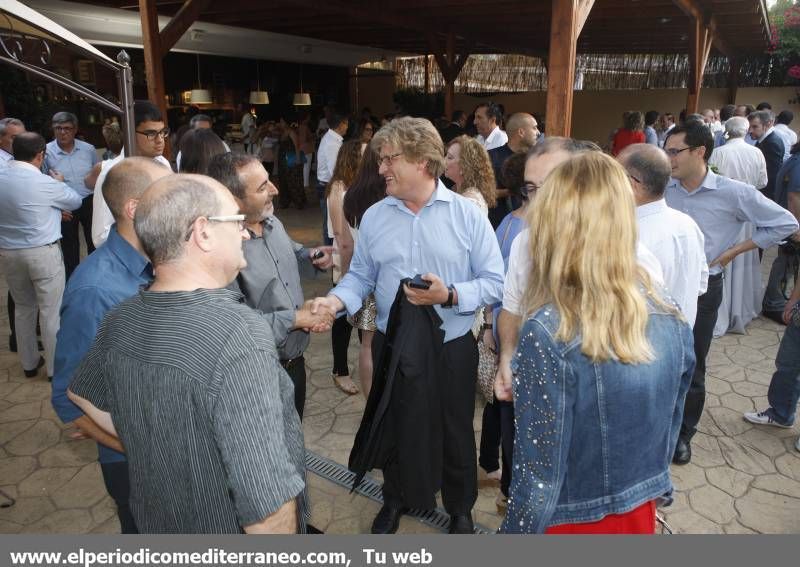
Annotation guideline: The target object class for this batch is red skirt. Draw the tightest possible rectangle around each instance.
[544,500,656,534]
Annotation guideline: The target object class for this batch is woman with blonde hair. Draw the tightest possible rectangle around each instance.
[444,135,497,214]
[499,151,694,534]
[326,139,364,395]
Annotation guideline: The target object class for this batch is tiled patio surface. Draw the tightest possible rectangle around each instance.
[1,202,799,534]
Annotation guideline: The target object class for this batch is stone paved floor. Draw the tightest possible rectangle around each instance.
[1,202,799,534]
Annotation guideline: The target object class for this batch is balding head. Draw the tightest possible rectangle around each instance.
[506,112,539,148]
[104,157,171,221]
[617,143,671,203]
[134,174,238,268]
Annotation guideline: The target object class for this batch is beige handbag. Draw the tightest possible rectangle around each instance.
[476,334,498,404]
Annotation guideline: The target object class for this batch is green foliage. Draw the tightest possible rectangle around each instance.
[769,1,800,84]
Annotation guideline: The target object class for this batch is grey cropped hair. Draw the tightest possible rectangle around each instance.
[52,111,78,126]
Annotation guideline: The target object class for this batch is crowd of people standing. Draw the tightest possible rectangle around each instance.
[0,93,799,535]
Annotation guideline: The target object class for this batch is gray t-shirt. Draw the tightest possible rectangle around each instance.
[71,288,306,533]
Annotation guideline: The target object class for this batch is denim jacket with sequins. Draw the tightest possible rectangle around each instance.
[500,300,694,533]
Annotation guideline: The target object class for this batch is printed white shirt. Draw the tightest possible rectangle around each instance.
[476,126,508,151]
[709,138,768,189]
[91,151,171,247]
[774,124,797,161]
[316,129,343,184]
[637,199,709,326]
[502,229,664,317]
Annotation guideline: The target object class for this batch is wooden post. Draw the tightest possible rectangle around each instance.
[139,0,166,138]
[686,17,712,115]
[545,0,594,137]
[727,57,739,105]
[428,32,471,120]
[138,0,211,157]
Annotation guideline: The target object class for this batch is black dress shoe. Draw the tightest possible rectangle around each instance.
[763,310,787,325]
[23,356,44,378]
[448,513,474,534]
[371,504,407,534]
[672,438,692,465]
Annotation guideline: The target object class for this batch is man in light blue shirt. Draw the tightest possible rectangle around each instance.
[0,132,82,380]
[644,110,659,145]
[664,121,798,466]
[43,111,100,279]
[311,117,504,534]
[0,117,26,353]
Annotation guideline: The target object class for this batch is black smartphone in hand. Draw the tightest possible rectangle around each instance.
[408,274,431,290]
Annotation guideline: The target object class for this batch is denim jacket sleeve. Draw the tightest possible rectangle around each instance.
[502,318,575,534]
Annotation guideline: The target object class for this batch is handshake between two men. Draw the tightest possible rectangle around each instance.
[303,272,454,333]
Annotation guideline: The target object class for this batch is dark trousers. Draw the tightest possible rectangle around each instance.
[282,356,307,420]
[681,273,724,441]
[478,399,515,496]
[7,293,15,349]
[378,331,479,515]
[100,461,138,534]
[331,315,353,377]
[316,182,333,245]
[61,195,95,280]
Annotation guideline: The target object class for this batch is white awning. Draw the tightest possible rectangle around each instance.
[1,0,119,69]
[24,0,404,67]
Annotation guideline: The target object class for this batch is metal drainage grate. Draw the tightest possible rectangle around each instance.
[306,450,494,534]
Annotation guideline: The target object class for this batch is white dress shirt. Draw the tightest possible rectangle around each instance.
[657,124,675,148]
[0,148,12,167]
[637,199,708,326]
[502,229,664,316]
[316,129,343,184]
[709,137,768,189]
[476,126,508,151]
[774,124,797,161]
[91,151,171,247]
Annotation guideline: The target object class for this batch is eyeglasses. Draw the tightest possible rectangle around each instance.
[627,172,642,184]
[664,146,694,157]
[184,214,246,241]
[136,128,170,141]
[53,125,75,132]
[377,152,403,166]
[520,181,540,197]
[208,214,246,231]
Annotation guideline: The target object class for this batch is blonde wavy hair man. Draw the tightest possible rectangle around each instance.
[521,151,676,363]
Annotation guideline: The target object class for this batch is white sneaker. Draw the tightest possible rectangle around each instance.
[795,436,800,452]
[743,409,793,428]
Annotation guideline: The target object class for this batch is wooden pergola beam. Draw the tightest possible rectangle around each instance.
[686,15,713,115]
[427,31,473,119]
[545,0,595,137]
[138,0,210,158]
[672,0,733,57]
[159,0,213,55]
[139,0,165,157]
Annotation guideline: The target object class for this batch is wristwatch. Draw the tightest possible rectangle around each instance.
[482,323,493,331]
[441,284,455,308]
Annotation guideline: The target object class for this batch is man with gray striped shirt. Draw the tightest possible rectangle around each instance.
[68,174,305,533]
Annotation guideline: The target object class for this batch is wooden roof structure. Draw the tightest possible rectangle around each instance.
[67,0,774,136]
[79,0,770,57]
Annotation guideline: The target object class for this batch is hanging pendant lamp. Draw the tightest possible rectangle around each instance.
[249,60,269,105]
[293,65,311,106]
[190,53,212,104]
